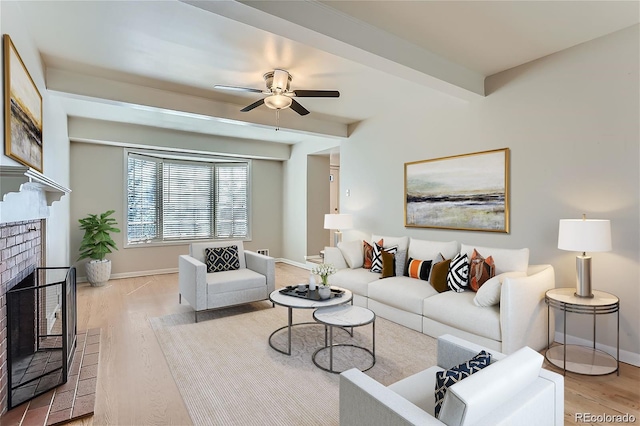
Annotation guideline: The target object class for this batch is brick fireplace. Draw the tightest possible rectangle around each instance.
[0,219,44,415]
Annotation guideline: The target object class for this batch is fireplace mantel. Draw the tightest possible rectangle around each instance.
[0,165,71,205]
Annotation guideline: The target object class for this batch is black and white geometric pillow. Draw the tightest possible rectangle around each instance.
[434,350,492,418]
[447,252,469,292]
[371,243,397,273]
[205,245,240,273]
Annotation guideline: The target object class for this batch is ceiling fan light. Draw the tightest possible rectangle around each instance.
[264,94,292,110]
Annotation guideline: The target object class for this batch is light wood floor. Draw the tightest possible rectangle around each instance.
[69,263,639,426]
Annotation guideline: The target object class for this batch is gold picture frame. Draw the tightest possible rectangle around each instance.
[405,148,510,233]
[3,34,43,172]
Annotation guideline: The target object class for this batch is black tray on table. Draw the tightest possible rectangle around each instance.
[279,284,345,301]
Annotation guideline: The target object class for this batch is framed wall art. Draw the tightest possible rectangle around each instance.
[405,148,510,233]
[3,34,43,172]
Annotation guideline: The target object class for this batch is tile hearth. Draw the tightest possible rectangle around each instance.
[0,329,101,426]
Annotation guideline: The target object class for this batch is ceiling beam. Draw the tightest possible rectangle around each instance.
[46,68,349,140]
[183,0,485,100]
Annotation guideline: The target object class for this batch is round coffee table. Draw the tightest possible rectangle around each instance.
[269,286,352,355]
[312,304,376,374]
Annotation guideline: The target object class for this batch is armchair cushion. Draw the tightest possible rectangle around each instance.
[205,245,240,272]
[206,268,266,294]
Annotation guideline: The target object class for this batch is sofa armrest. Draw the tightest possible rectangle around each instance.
[323,246,349,269]
[437,334,505,370]
[500,264,555,354]
[245,250,276,294]
[340,368,446,426]
[178,255,207,311]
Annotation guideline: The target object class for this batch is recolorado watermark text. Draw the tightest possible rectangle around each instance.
[576,413,636,423]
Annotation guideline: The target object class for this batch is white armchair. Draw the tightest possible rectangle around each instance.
[179,241,275,322]
[340,334,564,426]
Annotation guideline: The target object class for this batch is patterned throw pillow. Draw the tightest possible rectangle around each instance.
[205,246,240,273]
[447,253,469,292]
[434,350,492,418]
[371,243,397,273]
[406,258,433,281]
[469,249,496,292]
[430,259,452,293]
[363,239,383,269]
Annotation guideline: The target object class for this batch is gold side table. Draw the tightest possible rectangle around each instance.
[545,288,619,376]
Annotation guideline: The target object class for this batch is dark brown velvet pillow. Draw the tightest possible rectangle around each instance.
[430,259,452,293]
[380,250,396,279]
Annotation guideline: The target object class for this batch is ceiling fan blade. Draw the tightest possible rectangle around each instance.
[289,99,310,116]
[214,84,265,94]
[293,90,340,98]
[240,98,265,112]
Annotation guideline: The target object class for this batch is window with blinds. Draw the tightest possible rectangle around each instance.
[126,151,250,245]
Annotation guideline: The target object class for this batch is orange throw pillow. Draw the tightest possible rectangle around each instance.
[363,239,383,269]
[469,249,495,292]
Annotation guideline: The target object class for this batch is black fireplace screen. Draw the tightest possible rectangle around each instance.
[6,266,77,409]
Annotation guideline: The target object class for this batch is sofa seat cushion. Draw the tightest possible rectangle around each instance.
[206,268,266,294]
[331,268,377,297]
[369,276,438,315]
[423,292,501,341]
[388,365,443,416]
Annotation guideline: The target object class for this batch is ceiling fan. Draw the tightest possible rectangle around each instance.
[214,69,340,116]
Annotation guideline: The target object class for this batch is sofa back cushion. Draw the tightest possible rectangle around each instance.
[372,235,409,253]
[409,238,459,261]
[337,240,364,269]
[190,241,246,269]
[460,244,529,275]
[438,346,543,426]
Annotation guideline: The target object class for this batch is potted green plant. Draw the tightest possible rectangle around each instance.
[78,210,121,286]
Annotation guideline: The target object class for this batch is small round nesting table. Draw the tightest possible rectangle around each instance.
[545,288,619,376]
[269,287,353,355]
[312,305,376,374]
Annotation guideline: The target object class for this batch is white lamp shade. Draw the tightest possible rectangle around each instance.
[558,219,612,252]
[324,214,353,230]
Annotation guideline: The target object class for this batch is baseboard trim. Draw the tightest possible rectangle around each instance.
[554,331,640,367]
[77,259,309,283]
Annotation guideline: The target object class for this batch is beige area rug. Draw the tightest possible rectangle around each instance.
[150,302,437,426]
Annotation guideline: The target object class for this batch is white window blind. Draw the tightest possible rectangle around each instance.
[163,161,213,240]
[127,154,161,243]
[215,164,248,238]
[126,151,250,245]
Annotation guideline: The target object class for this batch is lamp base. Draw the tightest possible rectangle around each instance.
[333,230,343,247]
[575,255,594,298]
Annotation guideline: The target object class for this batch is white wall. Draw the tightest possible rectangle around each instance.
[338,25,640,362]
[1,2,71,266]
[282,140,340,264]
[306,155,330,256]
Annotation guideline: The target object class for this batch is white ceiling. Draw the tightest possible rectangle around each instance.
[14,0,639,146]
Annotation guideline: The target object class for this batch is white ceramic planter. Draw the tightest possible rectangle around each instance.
[85,259,111,286]
[318,285,331,300]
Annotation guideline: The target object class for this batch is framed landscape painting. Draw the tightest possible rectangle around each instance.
[3,34,43,172]
[405,148,510,233]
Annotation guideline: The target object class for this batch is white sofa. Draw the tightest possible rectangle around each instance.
[324,235,554,354]
[340,334,564,426]
[179,240,275,322]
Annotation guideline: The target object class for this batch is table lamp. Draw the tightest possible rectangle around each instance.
[558,215,612,298]
[324,214,353,247]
